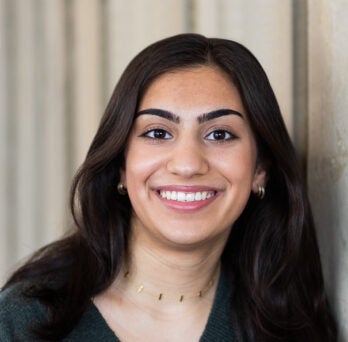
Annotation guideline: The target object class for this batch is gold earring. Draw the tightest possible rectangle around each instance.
[257,185,265,199]
[117,182,127,195]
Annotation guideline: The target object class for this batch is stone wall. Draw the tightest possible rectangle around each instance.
[308,1,348,340]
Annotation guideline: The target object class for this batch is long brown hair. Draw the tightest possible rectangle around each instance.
[4,33,336,341]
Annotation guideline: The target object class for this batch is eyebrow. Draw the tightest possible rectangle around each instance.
[136,108,180,123]
[136,108,243,124]
[198,109,243,124]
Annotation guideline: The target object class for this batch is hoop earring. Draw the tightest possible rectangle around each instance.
[257,185,265,200]
[117,182,127,195]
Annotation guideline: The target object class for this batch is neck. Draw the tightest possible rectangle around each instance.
[112,232,224,310]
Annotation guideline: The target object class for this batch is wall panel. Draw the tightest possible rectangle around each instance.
[72,0,104,167]
[106,0,187,95]
[0,0,9,279]
[40,0,68,244]
[13,0,38,262]
[308,1,348,340]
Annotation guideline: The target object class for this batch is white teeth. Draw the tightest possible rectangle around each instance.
[195,192,202,201]
[177,192,185,201]
[171,191,177,200]
[159,190,216,202]
[186,193,195,202]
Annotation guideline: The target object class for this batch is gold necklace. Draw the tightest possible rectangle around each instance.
[123,264,220,302]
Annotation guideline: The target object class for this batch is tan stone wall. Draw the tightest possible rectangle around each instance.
[308,0,348,340]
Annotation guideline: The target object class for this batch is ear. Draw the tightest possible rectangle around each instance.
[251,164,267,194]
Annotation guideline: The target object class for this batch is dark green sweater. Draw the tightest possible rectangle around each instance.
[0,271,234,341]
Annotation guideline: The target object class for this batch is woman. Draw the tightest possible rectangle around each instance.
[0,33,336,341]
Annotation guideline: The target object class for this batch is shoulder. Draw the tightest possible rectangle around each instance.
[0,284,119,342]
[0,282,47,341]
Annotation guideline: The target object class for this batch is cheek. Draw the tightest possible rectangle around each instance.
[124,147,163,185]
[213,148,256,181]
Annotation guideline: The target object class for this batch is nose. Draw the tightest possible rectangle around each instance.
[166,139,209,178]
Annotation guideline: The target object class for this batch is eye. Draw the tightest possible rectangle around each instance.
[205,130,235,141]
[142,128,172,140]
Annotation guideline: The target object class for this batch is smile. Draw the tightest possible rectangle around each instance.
[158,190,217,202]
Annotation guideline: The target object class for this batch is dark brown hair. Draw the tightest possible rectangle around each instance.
[5,33,336,341]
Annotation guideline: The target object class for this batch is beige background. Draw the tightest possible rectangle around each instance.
[0,0,347,340]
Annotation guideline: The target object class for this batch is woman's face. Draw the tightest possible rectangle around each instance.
[122,66,266,250]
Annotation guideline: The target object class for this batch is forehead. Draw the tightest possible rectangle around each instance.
[139,66,243,113]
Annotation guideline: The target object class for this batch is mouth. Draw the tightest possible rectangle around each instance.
[158,190,217,202]
[154,186,219,212]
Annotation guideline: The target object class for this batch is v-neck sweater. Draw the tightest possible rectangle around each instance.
[0,270,234,341]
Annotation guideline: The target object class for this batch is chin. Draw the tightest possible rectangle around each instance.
[156,227,230,251]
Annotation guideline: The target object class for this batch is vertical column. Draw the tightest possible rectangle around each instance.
[292,0,308,177]
[40,0,68,244]
[308,1,348,340]
[72,0,104,168]
[0,0,9,282]
[106,0,187,95]
[194,0,220,36]
[0,0,70,284]
[13,0,38,261]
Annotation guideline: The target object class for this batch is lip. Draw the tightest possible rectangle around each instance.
[153,185,220,212]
